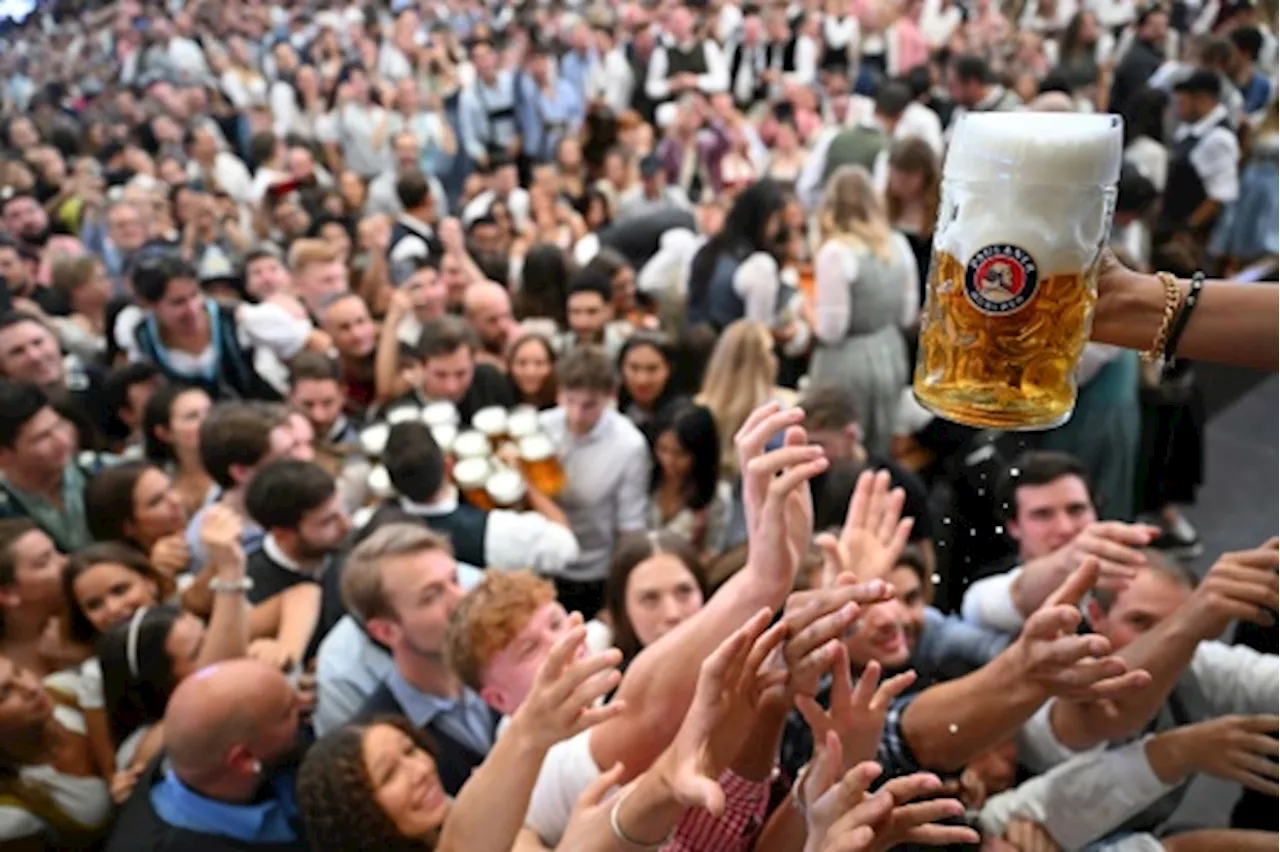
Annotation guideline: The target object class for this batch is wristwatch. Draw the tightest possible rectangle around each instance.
[209,576,254,594]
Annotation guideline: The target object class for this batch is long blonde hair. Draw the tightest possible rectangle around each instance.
[695,320,777,477]
[818,165,894,258]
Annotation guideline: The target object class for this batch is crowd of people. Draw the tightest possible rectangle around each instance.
[0,0,1277,848]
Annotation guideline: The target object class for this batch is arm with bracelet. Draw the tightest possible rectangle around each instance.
[1093,256,1275,371]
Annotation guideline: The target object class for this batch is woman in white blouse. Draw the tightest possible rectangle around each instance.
[808,165,917,457]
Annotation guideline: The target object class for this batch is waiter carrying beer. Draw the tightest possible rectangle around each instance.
[1155,70,1239,276]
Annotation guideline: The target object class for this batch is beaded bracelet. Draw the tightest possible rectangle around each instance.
[1162,271,1205,366]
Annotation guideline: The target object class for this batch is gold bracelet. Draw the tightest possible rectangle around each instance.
[1141,272,1183,363]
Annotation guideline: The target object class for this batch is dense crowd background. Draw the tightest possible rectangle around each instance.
[0,0,1276,849]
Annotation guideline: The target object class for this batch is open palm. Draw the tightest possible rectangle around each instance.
[817,470,914,587]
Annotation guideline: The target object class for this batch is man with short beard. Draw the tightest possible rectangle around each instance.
[316,292,377,415]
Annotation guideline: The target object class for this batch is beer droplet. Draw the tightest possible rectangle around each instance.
[977,488,986,496]
[969,528,977,536]
[1009,467,1021,478]
[942,517,952,525]
[931,574,942,585]
[995,525,1005,535]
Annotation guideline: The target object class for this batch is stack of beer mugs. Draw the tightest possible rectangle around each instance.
[453,405,566,510]
[358,402,464,500]
[913,112,1123,430]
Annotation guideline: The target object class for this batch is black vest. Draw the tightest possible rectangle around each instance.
[356,683,499,797]
[365,501,489,569]
[1157,115,1235,238]
[244,546,345,665]
[728,42,768,108]
[104,762,307,852]
[388,218,445,262]
[765,37,799,72]
[687,252,746,332]
[134,300,281,402]
[664,42,709,81]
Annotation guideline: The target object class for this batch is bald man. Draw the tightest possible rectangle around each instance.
[463,279,518,366]
[104,660,309,852]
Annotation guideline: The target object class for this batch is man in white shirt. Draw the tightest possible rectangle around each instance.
[539,346,650,616]
[644,5,731,104]
[962,451,1158,632]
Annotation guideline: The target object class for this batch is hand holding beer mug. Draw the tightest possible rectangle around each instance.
[913,113,1124,430]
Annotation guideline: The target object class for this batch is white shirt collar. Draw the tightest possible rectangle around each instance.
[399,485,459,516]
[1176,103,1230,142]
[263,533,304,574]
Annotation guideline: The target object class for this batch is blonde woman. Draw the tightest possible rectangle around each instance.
[809,165,916,456]
[695,320,795,478]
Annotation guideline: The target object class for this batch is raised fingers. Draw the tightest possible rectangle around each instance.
[870,670,918,712]
[1044,558,1102,609]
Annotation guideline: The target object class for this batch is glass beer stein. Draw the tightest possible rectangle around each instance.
[913,112,1124,430]
[454,457,495,510]
[519,433,565,497]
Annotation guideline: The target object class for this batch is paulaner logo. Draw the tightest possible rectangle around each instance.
[963,244,1039,316]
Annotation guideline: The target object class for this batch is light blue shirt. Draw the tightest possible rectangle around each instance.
[558,48,597,97]
[458,72,521,163]
[386,669,494,756]
[150,768,299,843]
[314,564,483,737]
[518,74,586,163]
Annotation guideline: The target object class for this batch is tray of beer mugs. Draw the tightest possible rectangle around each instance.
[454,455,528,511]
[358,401,462,459]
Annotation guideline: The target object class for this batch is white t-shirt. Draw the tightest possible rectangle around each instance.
[523,729,602,847]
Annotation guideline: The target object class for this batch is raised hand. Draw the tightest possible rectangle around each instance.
[735,401,806,540]
[815,469,914,587]
[199,505,245,574]
[796,652,918,772]
[150,534,191,579]
[662,608,788,816]
[742,425,828,592]
[1013,560,1151,700]
[780,578,894,697]
[1018,521,1159,614]
[508,613,626,751]
[801,732,976,852]
[1181,539,1280,640]
[1163,714,1280,796]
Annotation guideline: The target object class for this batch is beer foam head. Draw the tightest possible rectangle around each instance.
[945,112,1124,186]
[937,113,1124,276]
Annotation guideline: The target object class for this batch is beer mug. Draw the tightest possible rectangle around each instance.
[422,401,460,429]
[485,467,527,508]
[519,433,565,497]
[452,430,492,461]
[454,457,495,510]
[913,112,1123,430]
[472,406,508,442]
[386,404,422,425]
[367,464,395,499]
[507,406,541,441]
[359,423,390,458]
[430,423,458,456]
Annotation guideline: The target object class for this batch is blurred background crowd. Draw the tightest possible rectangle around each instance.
[0,0,1275,848]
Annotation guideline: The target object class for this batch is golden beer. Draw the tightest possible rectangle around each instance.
[454,457,495,510]
[912,112,1123,430]
[519,434,565,497]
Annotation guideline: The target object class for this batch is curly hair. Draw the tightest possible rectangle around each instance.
[296,717,444,852]
[446,571,556,693]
